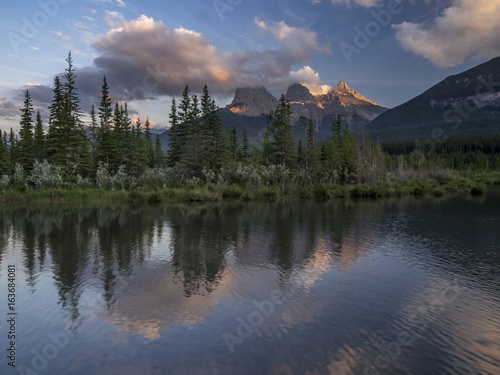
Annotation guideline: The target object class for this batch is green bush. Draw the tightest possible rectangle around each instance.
[222,185,244,198]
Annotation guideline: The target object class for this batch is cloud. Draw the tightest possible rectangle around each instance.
[255,18,332,55]
[394,0,500,67]
[86,15,332,101]
[105,11,125,28]
[0,98,19,117]
[328,0,382,7]
[268,66,334,95]
[52,31,71,41]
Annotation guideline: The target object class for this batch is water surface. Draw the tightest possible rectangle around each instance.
[1,191,499,374]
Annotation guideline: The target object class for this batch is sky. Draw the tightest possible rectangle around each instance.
[1,0,500,132]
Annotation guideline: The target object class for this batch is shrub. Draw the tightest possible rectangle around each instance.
[96,162,114,190]
[0,175,11,190]
[13,163,27,191]
[28,160,63,190]
[222,184,244,198]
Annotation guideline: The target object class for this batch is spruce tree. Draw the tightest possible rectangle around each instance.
[131,117,146,176]
[18,90,35,170]
[167,98,180,166]
[153,133,165,167]
[301,115,319,176]
[342,121,355,183]
[182,94,204,175]
[228,125,240,160]
[33,111,45,161]
[46,76,65,165]
[209,99,224,168]
[267,94,295,167]
[242,128,250,159]
[97,76,113,166]
[110,102,123,171]
[89,104,98,164]
[9,128,18,166]
[121,103,132,168]
[144,117,154,167]
[0,131,10,175]
[62,51,91,175]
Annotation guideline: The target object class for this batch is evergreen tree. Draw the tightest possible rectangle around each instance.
[62,51,92,175]
[89,104,98,164]
[174,85,190,161]
[209,99,224,168]
[0,131,10,175]
[110,102,123,171]
[153,133,165,167]
[301,115,320,176]
[323,114,343,175]
[97,76,113,166]
[297,139,303,166]
[46,76,65,165]
[242,128,250,159]
[267,94,296,167]
[144,117,154,167]
[167,98,181,166]
[33,111,45,161]
[182,94,204,174]
[342,121,355,182]
[228,125,240,160]
[121,103,132,168]
[8,128,18,166]
[131,117,146,176]
[18,90,35,170]
[261,129,274,165]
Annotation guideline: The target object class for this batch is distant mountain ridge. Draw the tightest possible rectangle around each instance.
[366,56,500,143]
[224,80,387,129]
[160,81,388,150]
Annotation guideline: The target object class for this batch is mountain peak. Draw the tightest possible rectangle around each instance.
[226,86,278,116]
[331,81,379,106]
[285,83,316,103]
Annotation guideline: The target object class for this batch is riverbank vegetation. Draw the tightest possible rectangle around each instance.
[0,52,497,203]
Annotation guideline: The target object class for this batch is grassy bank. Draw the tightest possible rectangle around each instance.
[0,175,490,204]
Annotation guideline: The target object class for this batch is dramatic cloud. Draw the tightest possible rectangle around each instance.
[86,15,332,100]
[394,0,500,67]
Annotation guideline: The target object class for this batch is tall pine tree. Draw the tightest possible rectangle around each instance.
[33,111,45,161]
[267,94,296,167]
[18,90,35,170]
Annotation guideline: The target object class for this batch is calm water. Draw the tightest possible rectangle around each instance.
[1,191,499,375]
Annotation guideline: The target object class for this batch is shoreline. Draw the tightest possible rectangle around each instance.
[0,176,495,204]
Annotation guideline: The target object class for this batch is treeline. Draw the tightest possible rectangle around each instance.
[0,52,388,191]
[383,136,500,171]
[0,52,165,178]
[0,52,496,196]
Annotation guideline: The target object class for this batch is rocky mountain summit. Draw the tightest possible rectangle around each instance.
[224,81,387,130]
